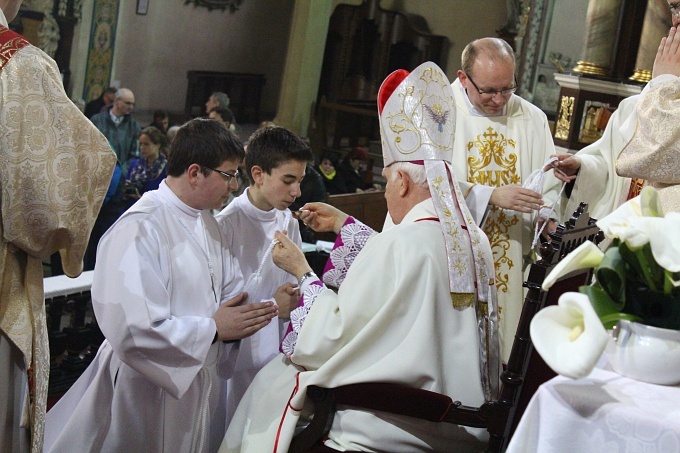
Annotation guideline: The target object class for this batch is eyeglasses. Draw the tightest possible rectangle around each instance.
[670,2,680,17]
[118,100,135,106]
[465,72,518,98]
[204,166,240,185]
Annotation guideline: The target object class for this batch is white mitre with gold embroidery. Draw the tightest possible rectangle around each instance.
[378,61,491,304]
[378,62,499,400]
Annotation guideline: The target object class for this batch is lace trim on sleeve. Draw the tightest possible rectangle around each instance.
[322,219,374,288]
[281,281,324,357]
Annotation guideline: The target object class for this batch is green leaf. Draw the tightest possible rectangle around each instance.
[595,246,626,304]
[580,284,623,315]
[619,242,660,291]
[599,312,643,330]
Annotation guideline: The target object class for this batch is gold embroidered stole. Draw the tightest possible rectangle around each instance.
[467,126,520,294]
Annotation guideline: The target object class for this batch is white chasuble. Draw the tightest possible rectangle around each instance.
[451,79,561,361]
[44,182,244,453]
[0,21,116,453]
[216,189,300,425]
[221,199,495,453]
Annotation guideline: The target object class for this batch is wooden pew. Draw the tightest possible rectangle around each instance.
[313,190,387,243]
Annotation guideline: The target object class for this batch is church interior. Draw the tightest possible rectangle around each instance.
[8,0,679,451]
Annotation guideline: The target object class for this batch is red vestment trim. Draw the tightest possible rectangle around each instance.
[0,25,30,72]
[626,178,645,201]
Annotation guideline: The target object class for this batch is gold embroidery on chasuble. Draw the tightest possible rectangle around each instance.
[0,27,30,71]
[467,127,519,294]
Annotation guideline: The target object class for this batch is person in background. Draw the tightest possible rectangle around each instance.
[206,91,231,113]
[121,126,169,213]
[209,106,236,132]
[167,124,182,145]
[147,109,173,135]
[84,86,117,119]
[336,146,375,193]
[44,118,279,452]
[90,87,141,173]
[0,2,116,450]
[317,151,347,195]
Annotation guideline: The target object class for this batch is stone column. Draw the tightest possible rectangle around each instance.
[274,0,334,136]
[630,0,672,83]
[572,0,623,76]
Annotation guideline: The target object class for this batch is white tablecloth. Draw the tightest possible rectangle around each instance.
[506,360,680,452]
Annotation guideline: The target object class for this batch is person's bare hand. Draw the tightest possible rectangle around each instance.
[273,282,300,319]
[489,185,542,213]
[213,292,278,341]
[537,218,558,242]
[653,27,680,78]
[272,231,313,278]
[293,202,348,234]
[550,153,580,182]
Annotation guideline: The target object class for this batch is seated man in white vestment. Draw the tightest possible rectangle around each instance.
[220,62,500,453]
[216,126,314,424]
[0,1,116,450]
[551,3,680,219]
[44,119,280,453]
[450,37,562,361]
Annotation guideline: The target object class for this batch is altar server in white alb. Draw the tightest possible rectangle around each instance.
[44,119,279,452]
[216,126,313,424]
[0,1,116,451]
[221,61,500,452]
[451,37,562,360]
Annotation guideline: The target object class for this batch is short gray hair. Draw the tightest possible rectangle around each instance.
[388,162,428,187]
[211,91,230,108]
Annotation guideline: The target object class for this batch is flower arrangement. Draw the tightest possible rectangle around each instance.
[530,187,680,379]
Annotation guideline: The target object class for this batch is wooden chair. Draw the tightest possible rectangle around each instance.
[288,202,604,453]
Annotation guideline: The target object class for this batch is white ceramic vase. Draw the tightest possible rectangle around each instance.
[607,320,680,385]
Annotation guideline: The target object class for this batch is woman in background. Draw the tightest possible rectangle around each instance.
[121,126,168,213]
[318,151,347,195]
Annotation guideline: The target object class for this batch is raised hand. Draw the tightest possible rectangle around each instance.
[271,231,313,278]
[293,202,349,234]
[653,27,680,78]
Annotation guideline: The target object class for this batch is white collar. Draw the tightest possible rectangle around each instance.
[399,198,437,225]
[1,9,9,27]
[110,110,123,124]
[158,180,201,218]
[236,187,279,222]
[456,79,507,118]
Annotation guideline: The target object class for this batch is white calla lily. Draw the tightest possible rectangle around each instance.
[638,212,680,273]
[597,186,664,241]
[541,241,604,291]
[530,292,609,379]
